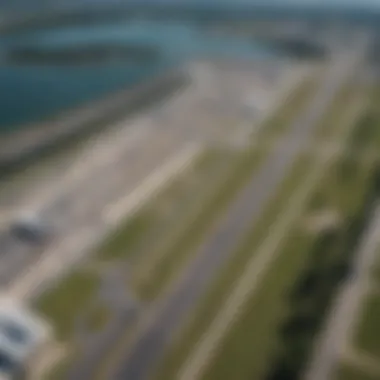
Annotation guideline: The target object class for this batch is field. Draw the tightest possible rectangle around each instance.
[153,154,314,380]
[151,77,373,380]
[328,86,380,380]
[354,294,380,359]
[34,69,323,379]
[334,363,380,380]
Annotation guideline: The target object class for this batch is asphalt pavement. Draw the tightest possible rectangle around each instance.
[109,48,366,380]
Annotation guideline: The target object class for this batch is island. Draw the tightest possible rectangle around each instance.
[6,44,162,66]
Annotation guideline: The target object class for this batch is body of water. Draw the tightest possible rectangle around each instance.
[0,20,275,131]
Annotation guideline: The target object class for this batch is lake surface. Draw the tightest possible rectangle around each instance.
[0,20,275,131]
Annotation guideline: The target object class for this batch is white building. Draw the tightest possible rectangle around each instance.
[0,296,52,380]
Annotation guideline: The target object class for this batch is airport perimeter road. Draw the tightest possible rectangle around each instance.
[109,48,366,380]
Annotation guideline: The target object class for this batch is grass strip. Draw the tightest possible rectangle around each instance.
[333,363,380,380]
[35,271,100,340]
[310,156,375,219]
[257,73,320,141]
[155,87,375,380]
[131,150,242,283]
[34,150,215,340]
[133,73,322,300]
[370,249,380,284]
[151,68,354,380]
[314,82,360,141]
[37,70,321,373]
[96,212,154,261]
[33,149,240,346]
[347,101,380,155]
[35,69,321,309]
[152,153,313,380]
[82,72,324,373]
[203,157,379,380]
[201,228,314,380]
[95,148,225,262]
[354,293,380,359]
[85,304,111,333]
[135,148,263,300]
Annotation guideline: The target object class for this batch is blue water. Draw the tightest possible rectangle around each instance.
[0,21,274,131]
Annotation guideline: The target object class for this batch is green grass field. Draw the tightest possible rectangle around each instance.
[80,74,324,379]
[129,149,252,291]
[152,153,313,380]
[34,70,322,379]
[314,82,361,141]
[85,303,111,333]
[35,68,320,309]
[333,363,380,380]
[257,72,321,141]
[29,68,380,380]
[131,72,323,301]
[152,80,374,380]
[33,149,219,329]
[191,136,376,380]
[134,148,263,300]
[311,155,375,219]
[354,293,380,359]
[201,229,315,380]
[94,148,225,262]
[35,271,100,340]
[370,249,380,284]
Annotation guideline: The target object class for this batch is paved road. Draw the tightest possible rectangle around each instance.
[304,202,380,380]
[109,48,366,380]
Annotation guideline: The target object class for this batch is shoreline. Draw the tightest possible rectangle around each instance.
[0,66,189,174]
[5,44,161,66]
